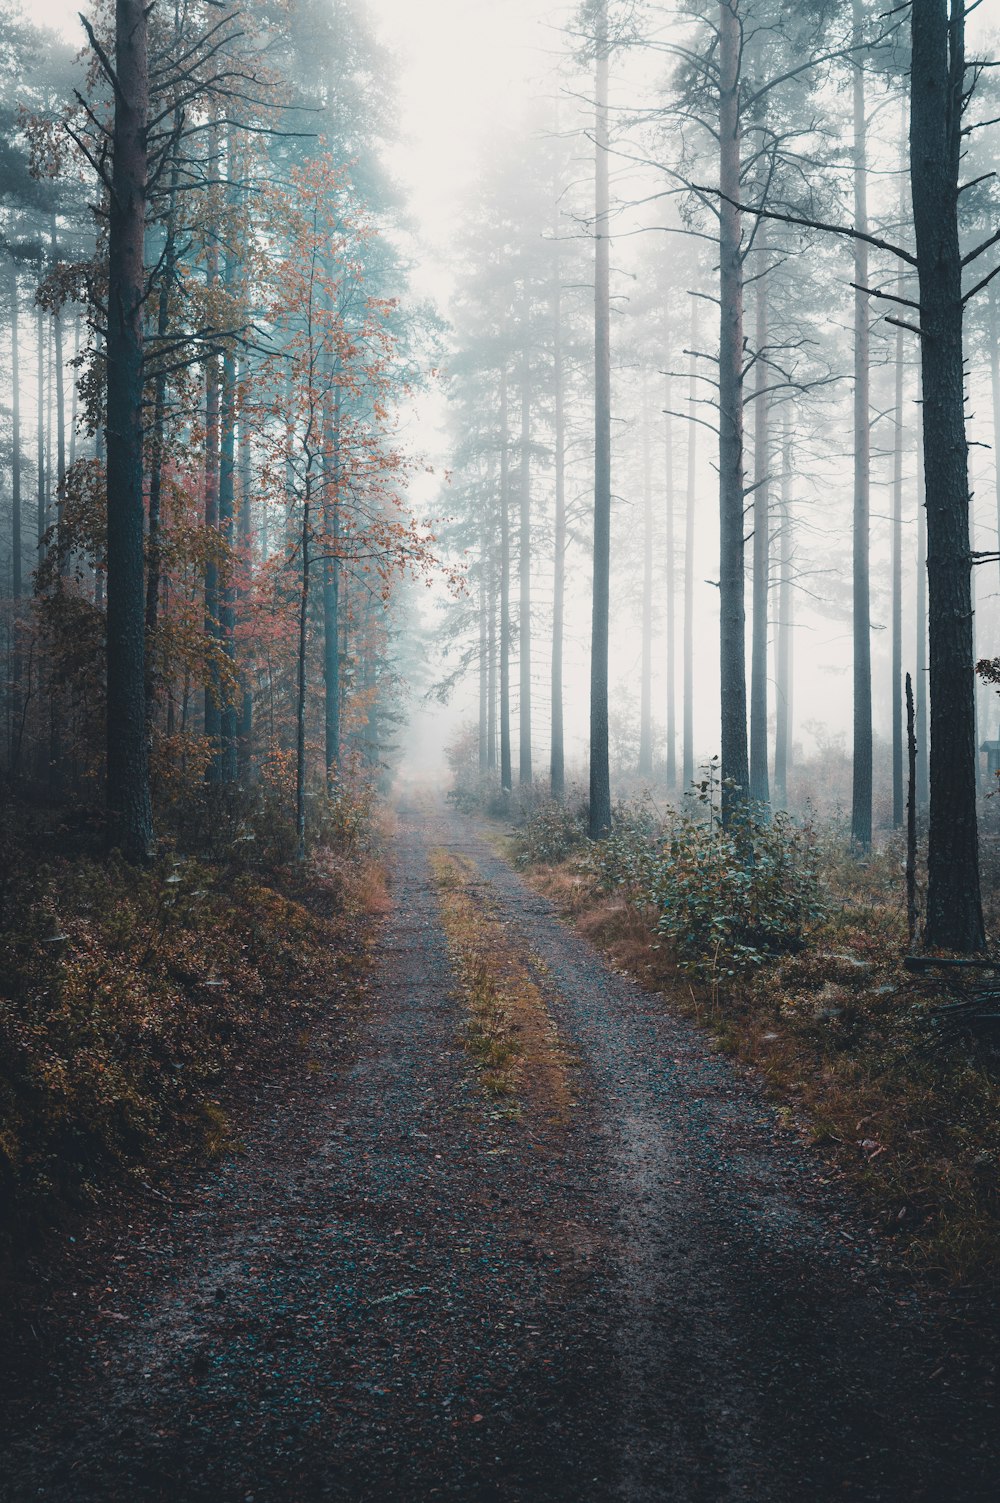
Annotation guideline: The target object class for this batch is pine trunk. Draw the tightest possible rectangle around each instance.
[665,372,677,788]
[519,327,532,785]
[638,378,654,778]
[749,238,770,808]
[104,0,153,859]
[718,0,749,822]
[774,407,793,808]
[499,366,512,793]
[589,0,612,838]
[910,0,984,949]
[10,264,21,601]
[550,261,566,798]
[323,391,341,780]
[891,315,905,827]
[683,298,698,794]
[851,2,873,851]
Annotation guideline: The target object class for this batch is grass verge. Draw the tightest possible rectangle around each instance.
[429,847,574,1124]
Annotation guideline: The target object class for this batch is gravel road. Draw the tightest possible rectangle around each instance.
[1,795,997,1502]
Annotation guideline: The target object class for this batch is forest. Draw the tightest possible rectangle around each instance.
[1,0,1000,1499]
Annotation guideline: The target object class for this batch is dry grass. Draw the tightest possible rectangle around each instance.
[429,847,575,1125]
[522,848,1000,1288]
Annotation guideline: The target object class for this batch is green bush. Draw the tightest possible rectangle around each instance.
[651,803,823,978]
[583,784,823,980]
[510,789,589,865]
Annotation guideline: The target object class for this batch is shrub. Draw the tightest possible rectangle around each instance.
[509,789,589,866]
[584,789,823,981]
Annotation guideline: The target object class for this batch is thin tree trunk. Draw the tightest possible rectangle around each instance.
[718,0,749,822]
[144,134,179,725]
[550,260,566,798]
[478,474,488,772]
[906,672,918,948]
[217,339,238,782]
[891,313,905,827]
[915,418,929,808]
[989,283,1000,597]
[518,318,532,785]
[296,476,311,862]
[323,390,341,780]
[51,220,66,577]
[851,0,872,851]
[104,0,153,859]
[10,263,21,602]
[665,370,677,789]
[36,302,45,571]
[69,316,79,472]
[589,0,612,838]
[683,297,698,794]
[910,0,984,949]
[774,406,794,809]
[499,365,512,793]
[203,121,221,759]
[750,228,770,808]
[638,377,654,778]
[238,398,253,764]
[487,483,498,773]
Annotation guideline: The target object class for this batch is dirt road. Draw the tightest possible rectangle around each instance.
[1,797,997,1501]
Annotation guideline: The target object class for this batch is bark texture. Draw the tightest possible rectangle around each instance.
[910,0,984,949]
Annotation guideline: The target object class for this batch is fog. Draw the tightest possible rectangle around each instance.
[8,0,1000,824]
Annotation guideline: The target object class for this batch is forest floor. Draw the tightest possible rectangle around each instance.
[1,791,998,1502]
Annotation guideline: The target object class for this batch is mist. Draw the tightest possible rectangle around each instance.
[4,3,1000,1497]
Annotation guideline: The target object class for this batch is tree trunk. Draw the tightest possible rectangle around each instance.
[749,230,770,808]
[774,406,793,809]
[478,480,489,772]
[683,297,698,794]
[589,0,612,838]
[910,0,984,950]
[891,312,905,827]
[217,337,238,782]
[989,284,1000,597]
[10,263,21,602]
[323,390,341,780]
[144,136,179,724]
[915,417,929,808]
[487,487,498,772]
[51,220,66,578]
[851,0,872,851]
[638,377,654,778]
[36,302,45,572]
[105,0,153,859]
[718,0,749,822]
[203,123,221,760]
[499,365,512,793]
[238,395,253,763]
[296,476,311,862]
[550,257,566,798]
[665,370,677,789]
[518,319,532,785]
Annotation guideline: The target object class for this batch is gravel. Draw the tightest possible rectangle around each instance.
[1,795,997,1501]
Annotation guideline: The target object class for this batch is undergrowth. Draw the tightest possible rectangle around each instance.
[513,792,1000,1287]
[0,785,386,1262]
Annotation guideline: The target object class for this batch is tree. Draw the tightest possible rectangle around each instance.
[103,0,153,859]
[910,0,985,950]
[590,0,613,838]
